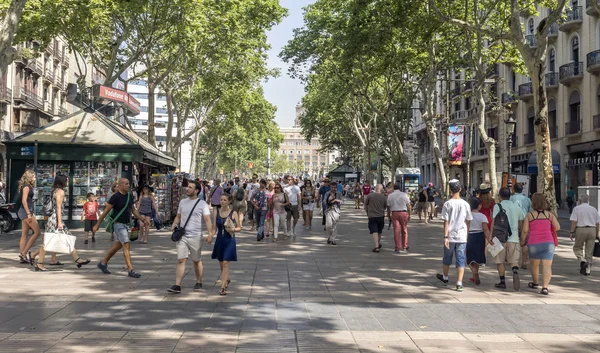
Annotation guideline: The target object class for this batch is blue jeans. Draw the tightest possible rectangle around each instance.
[255,209,267,240]
[443,242,466,268]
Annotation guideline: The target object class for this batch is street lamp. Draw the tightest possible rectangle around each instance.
[266,138,272,177]
[505,112,517,191]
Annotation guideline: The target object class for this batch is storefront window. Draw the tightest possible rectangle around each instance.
[72,162,119,218]
[26,163,71,220]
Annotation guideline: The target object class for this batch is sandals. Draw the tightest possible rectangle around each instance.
[28,252,34,267]
[540,288,549,295]
[34,262,48,272]
[49,261,64,266]
[528,282,539,289]
[226,279,231,289]
[220,288,227,296]
[19,253,29,264]
[75,258,91,268]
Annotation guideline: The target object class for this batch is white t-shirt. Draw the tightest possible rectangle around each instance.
[570,203,600,227]
[285,185,301,205]
[469,212,488,233]
[441,198,473,243]
[177,198,211,238]
[246,182,260,201]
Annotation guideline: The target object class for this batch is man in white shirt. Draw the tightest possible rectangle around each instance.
[168,181,214,294]
[569,193,600,276]
[386,183,412,252]
[284,175,301,236]
[245,174,260,231]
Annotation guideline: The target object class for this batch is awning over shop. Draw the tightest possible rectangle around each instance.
[4,110,176,168]
[527,150,560,174]
[395,167,421,175]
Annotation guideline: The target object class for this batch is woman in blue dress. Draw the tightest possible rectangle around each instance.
[211,193,241,295]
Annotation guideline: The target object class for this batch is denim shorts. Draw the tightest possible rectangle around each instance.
[528,242,555,260]
[443,242,467,268]
[113,223,130,244]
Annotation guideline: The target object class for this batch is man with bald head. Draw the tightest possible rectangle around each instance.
[94,178,149,278]
[364,184,387,252]
[569,193,600,276]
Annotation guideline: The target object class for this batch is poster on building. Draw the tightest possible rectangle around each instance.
[448,125,465,166]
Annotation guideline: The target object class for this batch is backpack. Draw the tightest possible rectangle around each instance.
[42,192,54,217]
[235,188,245,201]
[492,204,512,243]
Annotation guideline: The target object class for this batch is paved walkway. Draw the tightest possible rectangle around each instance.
[0,204,599,352]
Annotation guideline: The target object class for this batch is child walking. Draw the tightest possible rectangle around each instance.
[82,193,100,244]
[467,197,491,285]
[437,179,473,292]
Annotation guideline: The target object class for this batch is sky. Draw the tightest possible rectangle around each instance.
[263,0,316,128]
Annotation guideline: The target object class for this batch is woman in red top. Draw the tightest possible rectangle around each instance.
[478,184,495,231]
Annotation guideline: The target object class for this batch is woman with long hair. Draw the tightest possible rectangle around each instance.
[265,181,275,237]
[302,180,316,230]
[353,182,362,209]
[477,184,495,231]
[34,175,90,271]
[325,182,342,245]
[272,183,289,241]
[211,193,240,296]
[521,193,559,295]
[136,185,157,244]
[17,170,45,264]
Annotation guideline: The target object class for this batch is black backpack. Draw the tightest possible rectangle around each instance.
[235,188,245,201]
[492,204,512,243]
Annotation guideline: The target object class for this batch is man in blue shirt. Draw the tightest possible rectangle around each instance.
[510,183,532,269]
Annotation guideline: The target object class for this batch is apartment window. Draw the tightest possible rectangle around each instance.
[454,101,460,112]
[141,106,148,112]
[157,94,166,101]
[549,48,556,72]
[571,35,580,63]
[528,18,534,35]
[465,97,471,110]
[511,71,516,92]
[130,80,147,86]
[156,108,168,114]
[569,90,581,126]
[549,99,557,138]
[527,107,535,142]
[130,93,148,99]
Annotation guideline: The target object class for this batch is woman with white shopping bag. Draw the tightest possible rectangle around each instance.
[34,175,90,271]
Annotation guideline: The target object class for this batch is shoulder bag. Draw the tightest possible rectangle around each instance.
[105,192,130,233]
[171,198,202,242]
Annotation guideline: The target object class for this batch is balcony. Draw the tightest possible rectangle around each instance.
[58,106,69,117]
[13,124,38,134]
[565,119,581,135]
[525,34,537,48]
[594,115,600,130]
[0,86,11,103]
[518,82,533,101]
[545,72,559,89]
[54,49,62,63]
[486,63,499,79]
[24,90,43,110]
[43,69,54,84]
[524,132,535,145]
[547,23,558,41]
[587,49,600,75]
[587,0,600,16]
[463,81,473,93]
[559,62,583,85]
[451,109,474,121]
[45,44,54,55]
[549,125,558,139]
[501,91,518,106]
[63,54,69,67]
[452,85,461,98]
[559,6,583,32]
[44,101,54,115]
[26,58,43,76]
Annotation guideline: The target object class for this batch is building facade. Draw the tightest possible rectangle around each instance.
[127,80,194,173]
[415,2,600,202]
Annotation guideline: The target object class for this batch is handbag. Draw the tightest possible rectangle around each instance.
[171,198,202,242]
[594,241,600,258]
[43,228,76,254]
[283,193,292,213]
[105,192,130,233]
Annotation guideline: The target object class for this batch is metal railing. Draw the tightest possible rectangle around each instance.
[559,62,583,80]
[0,86,11,101]
[563,6,583,22]
[565,119,581,135]
[58,106,69,117]
[518,82,533,97]
[545,72,559,87]
[26,90,43,109]
[501,91,518,104]
[525,34,536,47]
[587,49,600,69]
[548,23,559,37]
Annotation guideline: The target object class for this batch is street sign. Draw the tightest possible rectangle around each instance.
[21,146,34,156]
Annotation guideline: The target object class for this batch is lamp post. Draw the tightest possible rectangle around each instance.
[505,112,517,191]
[266,138,272,178]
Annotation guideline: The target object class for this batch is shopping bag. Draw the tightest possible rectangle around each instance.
[593,241,600,258]
[43,229,76,254]
[487,237,504,258]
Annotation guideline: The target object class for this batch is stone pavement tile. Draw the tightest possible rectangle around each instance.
[8,332,71,341]
[462,333,523,342]
[65,331,127,339]
[406,331,466,340]
[351,331,411,341]
[237,331,296,352]
[0,340,57,353]
[108,339,179,352]
[296,331,360,353]
[355,340,421,353]
[45,339,116,353]
[0,333,13,341]
[411,338,481,353]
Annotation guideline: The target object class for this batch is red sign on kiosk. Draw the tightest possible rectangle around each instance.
[93,85,141,116]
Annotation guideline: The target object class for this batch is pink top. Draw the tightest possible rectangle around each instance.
[528,211,554,245]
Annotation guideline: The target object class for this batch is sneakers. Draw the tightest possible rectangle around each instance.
[436,274,448,286]
[495,282,507,289]
[513,270,520,291]
[194,283,203,291]
[84,239,88,244]
[580,261,587,275]
[167,285,182,294]
[97,261,110,274]
[455,285,464,292]
[128,269,141,278]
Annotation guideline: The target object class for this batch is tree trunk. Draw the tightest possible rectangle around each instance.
[190,132,200,176]
[531,60,556,211]
[422,76,446,202]
[147,80,156,146]
[0,0,27,75]
[165,87,174,155]
[466,122,474,191]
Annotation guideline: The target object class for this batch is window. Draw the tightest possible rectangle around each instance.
[157,94,166,101]
[156,108,168,114]
[454,101,460,112]
[297,150,301,154]
[141,106,148,112]
[130,80,147,86]
[465,97,471,110]
[548,99,557,138]
[511,71,516,92]
[549,48,556,72]
[304,150,310,154]
[528,18,534,35]
[289,150,293,154]
[571,35,580,63]
[130,93,148,99]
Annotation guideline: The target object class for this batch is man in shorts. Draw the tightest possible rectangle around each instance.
[364,184,387,252]
[168,181,214,293]
[94,178,149,278]
[492,187,525,290]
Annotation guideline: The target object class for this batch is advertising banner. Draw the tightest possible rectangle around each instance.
[448,125,465,166]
